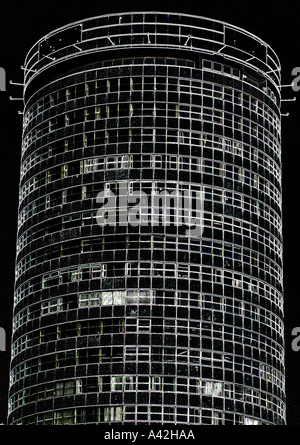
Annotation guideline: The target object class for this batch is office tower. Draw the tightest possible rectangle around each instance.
[8,12,285,425]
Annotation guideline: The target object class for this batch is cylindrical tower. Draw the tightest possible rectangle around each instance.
[8,12,285,425]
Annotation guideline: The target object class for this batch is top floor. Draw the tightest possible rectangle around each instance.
[22,12,281,99]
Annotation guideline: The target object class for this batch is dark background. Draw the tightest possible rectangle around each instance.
[0,0,299,425]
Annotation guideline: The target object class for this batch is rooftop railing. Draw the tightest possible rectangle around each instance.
[22,12,281,96]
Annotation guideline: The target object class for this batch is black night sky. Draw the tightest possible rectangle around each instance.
[0,0,299,426]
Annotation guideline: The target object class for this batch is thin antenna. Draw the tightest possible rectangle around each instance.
[44,55,56,61]
[73,44,82,52]
[184,35,191,46]
[217,45,226,53]
[21,65,36,73]
[9,80,24,86]
[266,67,280,74]
[107,36,115,46]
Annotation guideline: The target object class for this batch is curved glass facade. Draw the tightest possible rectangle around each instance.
[8,12,285,425]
